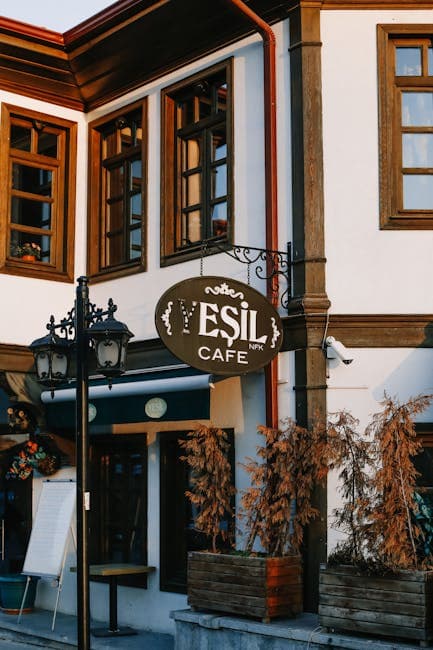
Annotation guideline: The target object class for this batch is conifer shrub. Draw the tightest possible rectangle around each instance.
[329,393,433,572]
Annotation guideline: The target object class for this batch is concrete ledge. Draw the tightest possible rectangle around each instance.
[171,609,426,650]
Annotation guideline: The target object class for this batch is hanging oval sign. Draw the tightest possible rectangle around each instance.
[155,276,283,375]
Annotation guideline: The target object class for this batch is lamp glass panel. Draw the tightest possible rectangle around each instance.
[96,339,120,368]
[52,352,68,379]
[35,351,50,380]
[120,341,127,366]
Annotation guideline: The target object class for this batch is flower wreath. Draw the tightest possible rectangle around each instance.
[6,440,60,480]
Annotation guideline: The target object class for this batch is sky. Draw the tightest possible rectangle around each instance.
[0,0,116,32]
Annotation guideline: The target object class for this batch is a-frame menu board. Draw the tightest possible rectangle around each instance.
[22,480,76,578]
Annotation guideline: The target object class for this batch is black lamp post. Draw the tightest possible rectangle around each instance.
[30,276,133,650]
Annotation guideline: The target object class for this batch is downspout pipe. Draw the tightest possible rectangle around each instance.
[224,0,279,428]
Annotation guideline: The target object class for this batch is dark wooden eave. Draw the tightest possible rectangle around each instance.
[0,0,290,112]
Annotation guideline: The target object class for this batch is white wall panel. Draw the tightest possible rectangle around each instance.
[321,10,433,314]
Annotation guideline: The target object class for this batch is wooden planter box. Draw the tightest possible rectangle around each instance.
[187,551,302,622]
[319,564,433,645]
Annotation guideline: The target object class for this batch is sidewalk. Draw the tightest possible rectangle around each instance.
[173,609,432,650]
[1,606,431,650]
[0,607,174,649]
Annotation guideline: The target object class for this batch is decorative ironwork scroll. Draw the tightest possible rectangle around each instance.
[200,242,292,311]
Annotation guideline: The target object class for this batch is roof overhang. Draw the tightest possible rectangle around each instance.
[0,0,291,111]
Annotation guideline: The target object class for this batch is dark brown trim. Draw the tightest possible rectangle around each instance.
[329,314,433,348]
[0,17,64,44]
[289,4,328,614]
[322,1,433,7]
[0,344,34,372]
[283,313,433,350]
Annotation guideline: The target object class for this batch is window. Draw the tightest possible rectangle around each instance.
[88,100,147,281]
[89,434,148,587]
[161,60,233,263]
[0,104,76,280]
[160,430,234,593]
[378,26,433,228]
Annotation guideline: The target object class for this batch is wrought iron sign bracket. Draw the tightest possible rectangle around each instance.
[200,242,292,311]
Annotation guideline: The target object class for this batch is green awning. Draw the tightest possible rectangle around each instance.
[43,367,213,430]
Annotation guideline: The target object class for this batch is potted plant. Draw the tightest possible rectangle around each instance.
[182,419,329,622]
[6,438,61,480]
[319,394,433,645]
[11,242,41,262]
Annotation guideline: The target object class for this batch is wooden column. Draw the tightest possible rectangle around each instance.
[289,2,330,612]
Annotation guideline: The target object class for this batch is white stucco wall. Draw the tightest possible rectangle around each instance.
[0,92,87,345]
[321,9,433,314]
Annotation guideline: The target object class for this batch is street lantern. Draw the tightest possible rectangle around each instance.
[88,310,133,381]
[29,276,133,650]
[29,322,73,391]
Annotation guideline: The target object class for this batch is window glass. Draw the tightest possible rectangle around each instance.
[10,125,31,151]
[120,123,133,152]
[185,173,201,206]
[429,48,433,76]
[182,210,201,244]
[211,164,227,199]
[183,138,201,169]
[403,175,433,209]
[402,92,433,127]
[396,47,422,75]
[212,128,227,161]
[37,132,58,158]
[130,159,142,188]
[130,194,142,221]
[11,198,51,229]
[130,228,141,259]
[216,82,228,113]
[211,203,227,237]
[12,164,52,196]
[89,435,148,587]
[403,134,433,167]
[160,431,234,593]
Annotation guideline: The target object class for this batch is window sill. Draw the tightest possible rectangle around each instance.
[88,262,146,284]
[381,214,433,230]
[0,262,73,283]
[161,239,232,267]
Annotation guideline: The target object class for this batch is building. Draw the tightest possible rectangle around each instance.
[0,0,431,638]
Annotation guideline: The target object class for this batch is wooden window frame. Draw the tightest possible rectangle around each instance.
[159,429,235,594]
[378,25,433,229]
[160,59,233,266]
[89,433,148,588]
[88,99,147,282]
[0,104,76,281]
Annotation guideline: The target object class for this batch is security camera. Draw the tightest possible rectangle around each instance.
[325,336,354,365]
